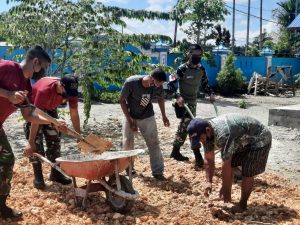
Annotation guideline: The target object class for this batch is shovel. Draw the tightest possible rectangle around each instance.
[15,103,113,154]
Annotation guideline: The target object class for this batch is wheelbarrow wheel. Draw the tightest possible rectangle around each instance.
[106,175,135,213]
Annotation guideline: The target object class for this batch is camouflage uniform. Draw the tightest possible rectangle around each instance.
[24,110,61,163]
[173,104,196,148]
[168,63,212,149]
[0,128,14,195]
[204,113,272,177]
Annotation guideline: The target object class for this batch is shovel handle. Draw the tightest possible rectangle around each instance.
[183,104,195,119]
[34,108,83,140]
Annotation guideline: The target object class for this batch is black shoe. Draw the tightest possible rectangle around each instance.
[153,174,166,181]
[49,168,72,185]
[170,151,189,161]
[32,162,45,189]
[170,146,189,161]
[0,207,23,219]
[0,195,22,219]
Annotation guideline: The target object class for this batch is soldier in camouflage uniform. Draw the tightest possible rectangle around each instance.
[0,46,55,219]
[187,113,272,212]
[24,75,80,189]
[168,44,215,169]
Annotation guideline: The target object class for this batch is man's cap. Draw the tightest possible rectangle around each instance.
[187,118,210,149]
[61,75,78,97]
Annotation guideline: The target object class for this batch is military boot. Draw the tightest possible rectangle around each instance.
[49,168,72,185]
[32,162,45,189]
[170,146,189,161]
[0,195,22,219]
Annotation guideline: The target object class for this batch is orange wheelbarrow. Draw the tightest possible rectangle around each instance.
[33,149,144,213]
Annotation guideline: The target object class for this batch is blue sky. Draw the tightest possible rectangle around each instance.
[1,0,280,46]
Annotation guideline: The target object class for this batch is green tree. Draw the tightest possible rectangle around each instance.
[176,0,229,45]
[2,0,172,125]
[247,46,260,57]
[217,51,245,95]
[273,0,298,54]
[212,24,231,47]
[251,29,273,49]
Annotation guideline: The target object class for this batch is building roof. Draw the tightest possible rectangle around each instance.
[288,14,300,30]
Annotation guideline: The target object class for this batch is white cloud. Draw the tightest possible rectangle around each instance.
[146,0,174,12]
[100,0,129,3]
[224,0,256,4]
[117,17,188,42]
[234,21,279,46]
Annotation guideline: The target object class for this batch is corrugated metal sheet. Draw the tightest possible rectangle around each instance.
[288,14,300,30]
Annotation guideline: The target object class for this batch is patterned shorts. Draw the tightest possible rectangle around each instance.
[231,142,272,177]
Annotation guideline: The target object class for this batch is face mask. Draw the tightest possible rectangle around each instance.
[32,68,46,80]
[191,54,201,65]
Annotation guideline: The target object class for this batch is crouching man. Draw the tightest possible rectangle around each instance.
[187,113,272,212]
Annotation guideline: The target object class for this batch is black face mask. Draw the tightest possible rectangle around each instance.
[191,54,201,65]
[32,68,46,80]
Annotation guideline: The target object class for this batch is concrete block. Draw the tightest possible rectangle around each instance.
[268,104,300,129]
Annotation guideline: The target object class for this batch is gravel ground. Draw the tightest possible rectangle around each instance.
[1,94,300,224]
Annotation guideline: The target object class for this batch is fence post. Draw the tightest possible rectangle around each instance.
[266,56,272,76]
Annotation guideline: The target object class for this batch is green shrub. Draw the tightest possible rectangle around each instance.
[94,91,121,103]
[217,51,245,96]
[238,99,247,109]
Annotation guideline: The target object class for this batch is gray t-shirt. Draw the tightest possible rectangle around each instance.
[203,113,272,160]
[121,75,163,119]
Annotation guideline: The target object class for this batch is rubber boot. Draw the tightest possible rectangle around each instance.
[49,168,72,185]
[0,195,22,219]
[193,148,204,170]
[32,162,45,189]
[170,146,189,161]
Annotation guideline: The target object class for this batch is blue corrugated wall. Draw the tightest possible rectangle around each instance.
[234,57,267,80]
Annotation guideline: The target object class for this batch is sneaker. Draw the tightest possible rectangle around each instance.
[153,174,167,181]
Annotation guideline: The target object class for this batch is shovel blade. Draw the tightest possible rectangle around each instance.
[77,134,113,154]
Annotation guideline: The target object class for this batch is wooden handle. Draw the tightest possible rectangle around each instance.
[34,108,83,140]
[184,104,195,119]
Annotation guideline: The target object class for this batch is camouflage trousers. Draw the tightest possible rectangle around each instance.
[0,128,15,195]
[24,110,61,163]
[173,104,196,149]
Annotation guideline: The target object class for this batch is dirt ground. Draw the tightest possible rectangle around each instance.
[1,94,300,225]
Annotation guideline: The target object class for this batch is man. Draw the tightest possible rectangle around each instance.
[187,113,272,212]
[0,46,64,219]
[167,44,215,169]
[24,75,80,189]
[120,68,170,180]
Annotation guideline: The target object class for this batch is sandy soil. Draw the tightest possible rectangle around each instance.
[1,94,300,224]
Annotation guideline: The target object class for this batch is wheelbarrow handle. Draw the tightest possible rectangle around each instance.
[32,153,68,178]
